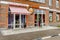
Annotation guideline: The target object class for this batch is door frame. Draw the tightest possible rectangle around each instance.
[13,14,26,29]
[34,14,45,27]
[13,13,22,29]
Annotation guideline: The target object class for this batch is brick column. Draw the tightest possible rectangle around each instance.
[26,14,35,27]
[45,10,49,26]
[52,12,56,23]
[0,4,8,28]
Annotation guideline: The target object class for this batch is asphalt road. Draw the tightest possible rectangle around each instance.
[0,29,60,40]
[43,36,60,40]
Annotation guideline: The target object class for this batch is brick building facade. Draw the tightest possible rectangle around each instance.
[0,0,60,29]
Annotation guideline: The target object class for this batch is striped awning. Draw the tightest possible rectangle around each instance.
[9,7,31,14]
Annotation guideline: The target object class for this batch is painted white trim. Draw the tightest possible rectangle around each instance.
[19,14,21,28]
[39,6,60,13]
[0,1,29,7]
[41,14,44,27]
[39,7,49,10]
[13,13,15,29]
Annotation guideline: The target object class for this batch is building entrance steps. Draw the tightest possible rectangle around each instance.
[0,26,59,36]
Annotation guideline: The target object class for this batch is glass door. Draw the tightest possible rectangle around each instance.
[35,14,41,27]
[8,13,14,29]
[15,14,20,28]
[21,15,26,28]
[35,14,45,27]
[14,14,26,29]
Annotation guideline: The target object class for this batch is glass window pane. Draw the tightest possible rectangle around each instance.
[49,0,52,6]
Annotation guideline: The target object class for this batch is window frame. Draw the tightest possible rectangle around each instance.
[49,11,53,22]
[30,0,45,3]
[56,0,59,8]
[49,0,52,6]
[56,13,60,22]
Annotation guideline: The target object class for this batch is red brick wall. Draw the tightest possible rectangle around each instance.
[45,10,49,26]
[0,5,8,28]
[26,14,35,27]
[52,12,56,23]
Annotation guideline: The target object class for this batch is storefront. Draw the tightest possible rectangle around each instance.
[8,6,46,29]
[0,1,46,29]
[8,6,32,29]
[34,9,45,27]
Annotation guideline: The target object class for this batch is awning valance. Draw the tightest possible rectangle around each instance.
[9,7,31,14]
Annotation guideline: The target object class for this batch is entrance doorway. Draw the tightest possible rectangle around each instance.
[35,14,45,27]
[15,14,20,28]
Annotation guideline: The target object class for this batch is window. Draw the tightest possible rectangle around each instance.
[40,10,45,14]
[34,9,45,14]
[49,0,52,6]
[56,0,59,8]
[39,0,45,3]
[49,11,53,22]
[56,13,59,21]
[30,0,45,3]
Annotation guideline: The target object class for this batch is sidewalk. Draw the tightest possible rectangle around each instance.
[0,26,59,36]
[0,27,60,40]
